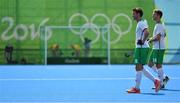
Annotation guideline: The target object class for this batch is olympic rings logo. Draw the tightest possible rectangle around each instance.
[68,13,132,44]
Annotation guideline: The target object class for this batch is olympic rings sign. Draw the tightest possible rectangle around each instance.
[0,13,132,44]
[68,13,132,44]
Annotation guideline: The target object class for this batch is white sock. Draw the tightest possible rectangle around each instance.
[151,65,167,78]
[161,67,166,79]
[151,65,158,73]
[157,68,164,85]
[143,68,155,82]
[135,71,142,89]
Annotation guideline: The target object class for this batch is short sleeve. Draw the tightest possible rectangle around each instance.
[156,25,165,36]
[139,21,148,32]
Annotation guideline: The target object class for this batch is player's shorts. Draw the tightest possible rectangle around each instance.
[149,49,165,64]
[134,48,150,65]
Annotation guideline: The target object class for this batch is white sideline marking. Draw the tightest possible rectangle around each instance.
[0,77,180,81]
[0,78,134,81]
[0,101,179,103]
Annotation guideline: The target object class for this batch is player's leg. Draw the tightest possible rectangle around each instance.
[6,53,11,64]
[156,64,164,85]
[127,48,159,93]
[127,48,142,93]
[156,50,169,88]
[135,64,143,90]
[148,49,158,73]
[10,52,13,63]
[141,48,160,92]
[149,50,168,78]
[141,48,156,82]
[148,62,158,73]
[127,64,142,93]
[143,67,156,82]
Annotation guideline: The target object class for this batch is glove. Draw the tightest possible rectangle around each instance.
[137,39,144,45]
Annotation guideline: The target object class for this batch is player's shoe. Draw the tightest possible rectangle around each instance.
[154,79,161,92]
[161,76,170,89]
[127,87,140,93]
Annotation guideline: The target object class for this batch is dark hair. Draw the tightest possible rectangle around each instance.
[132,7,143,17]
[154,9,163,18]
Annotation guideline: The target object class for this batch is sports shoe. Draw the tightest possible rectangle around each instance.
[154,79,161,92]
[161,76,170,89]
[127,87,140,93]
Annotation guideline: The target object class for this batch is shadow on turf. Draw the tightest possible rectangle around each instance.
[141,93,165,95]
[161,88,180,92]
[152,88,180,92]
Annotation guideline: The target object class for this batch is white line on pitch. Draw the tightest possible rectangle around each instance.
[0,78,134,81]
[0,77,180,81]
[0,102,179,103]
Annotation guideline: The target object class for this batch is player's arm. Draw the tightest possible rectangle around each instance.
[149,33,161,43]
[137,28,149,45]
[142,28,149,43]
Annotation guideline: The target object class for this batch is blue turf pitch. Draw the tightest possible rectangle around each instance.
[0,65,180,103]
